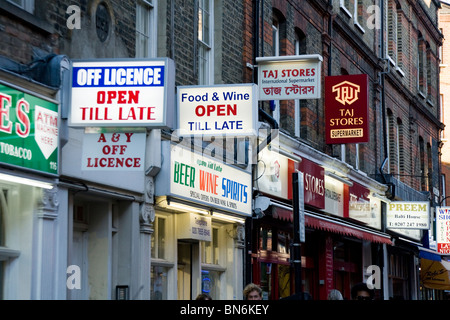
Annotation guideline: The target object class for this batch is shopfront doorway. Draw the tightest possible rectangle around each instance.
[177,241,201,300]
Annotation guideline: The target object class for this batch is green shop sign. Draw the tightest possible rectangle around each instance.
[0,83,58,175]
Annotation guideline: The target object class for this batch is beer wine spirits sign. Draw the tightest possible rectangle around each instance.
[325,74,369,144]
[69,58,174,127]
[0,83,58,175]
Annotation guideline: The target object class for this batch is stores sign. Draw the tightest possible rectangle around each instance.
[256,55,322,100]
[325,74,369,144]
[177,84,257,137]
[70,58,174,127]
[0,83,58,175]
[386,201,429,229]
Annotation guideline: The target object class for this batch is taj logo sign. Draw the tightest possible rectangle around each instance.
[325,74,369,144]
[332,81,360,105]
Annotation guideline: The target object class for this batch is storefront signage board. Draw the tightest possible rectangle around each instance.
[177,84,257,137]
[81,132,146,171]
[436,207,450,254]
[0,82,58,175]
[256,55,322,101]
[325,74,369,144]
[386,201,429,229]
[178,212,212,242]
[69,58,174,128]
[170,144,252,217]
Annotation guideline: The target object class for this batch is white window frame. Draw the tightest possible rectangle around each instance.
[198,0,214,85]
[7,0,34,13]
[136,0,157,58]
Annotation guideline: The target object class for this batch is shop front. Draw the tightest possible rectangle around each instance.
[153,141,251,300]
[0,73,62,299]
[252,143,392,300]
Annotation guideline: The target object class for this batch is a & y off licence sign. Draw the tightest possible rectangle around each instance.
[70,58,174,127]
[436,207,450,254]
[325,74,369,144]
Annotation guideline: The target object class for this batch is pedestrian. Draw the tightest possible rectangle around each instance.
[351,282,374,301]
[327,289,343,300]
[243,283,263,300]
[195,293,212,300]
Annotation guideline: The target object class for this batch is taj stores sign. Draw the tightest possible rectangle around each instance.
[325,74,369,144]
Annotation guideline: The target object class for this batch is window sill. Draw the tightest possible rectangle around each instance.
[0,1,53,34]
[0,246,20,261]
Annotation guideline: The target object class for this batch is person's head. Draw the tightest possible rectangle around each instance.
[327,289,343,300]
[196,293,212,300]
[243,283,262,300]
[351,282,374,301]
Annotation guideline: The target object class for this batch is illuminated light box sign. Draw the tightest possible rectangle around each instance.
[81,132,146,171]
[436,207,450,254]
[386,201,429,229]
[325,74,369,144]
[170,144,252,216]
[69,58,174,127]
[0,83,58,175]
[177,84,258,137]
[256,55,322,101]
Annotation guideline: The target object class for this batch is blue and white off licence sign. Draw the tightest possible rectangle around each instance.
[69,58,172,127]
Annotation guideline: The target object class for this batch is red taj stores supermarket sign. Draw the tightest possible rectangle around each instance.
[0,83,58,175]
[325,74,369,144]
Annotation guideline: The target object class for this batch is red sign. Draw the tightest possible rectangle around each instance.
[288,158,325,209]
[325,74,369,144]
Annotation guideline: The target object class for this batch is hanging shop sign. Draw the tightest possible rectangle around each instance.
[436,207,450,254]
[386,201,429,229]
[170,144,252,216]
[69,58,175,127]
[257,145,290,199]
[81,131,146,171]
[0,83,58,175]
[256,55,322,101]
[177,212,212,242]
[325,74,369,144]
[177,84,258,137]
[287,158,325,209]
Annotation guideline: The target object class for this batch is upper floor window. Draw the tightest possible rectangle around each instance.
[418,35,426,96]
[294,29,307,138]
[7,0,34,13]
[198,0,213,85]
[136,0,156,58]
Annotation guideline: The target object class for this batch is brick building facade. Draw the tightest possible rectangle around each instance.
[0,0,444,300]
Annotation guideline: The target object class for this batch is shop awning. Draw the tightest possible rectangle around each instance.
[271,203,392,245]
[421,258,450,290]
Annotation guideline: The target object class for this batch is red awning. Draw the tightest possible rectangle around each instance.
[271,204,392,245]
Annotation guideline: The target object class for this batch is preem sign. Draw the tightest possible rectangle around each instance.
[0,83,58,175]
[170,144,252,216]
[70,58,174,127]
[256,55,322,101]
[177,84,258,137]
[386,201,429,229]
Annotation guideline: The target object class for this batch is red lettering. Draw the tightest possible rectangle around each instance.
[15,98,30,137]
[0,93,12,134]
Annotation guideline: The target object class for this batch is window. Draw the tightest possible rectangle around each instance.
[7,0,34,13]
[427,143,433,192]
[151,216,166,259]
[202,228,219,264]
[354,0,365,32]
[136,0,156,58]
[387,0,397,65]
[201,227,224,300]
[419,137,426,191]
[426,44,433,100]
[418,35,426,95]
[151,265,169,300]
[198,0,213,85]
